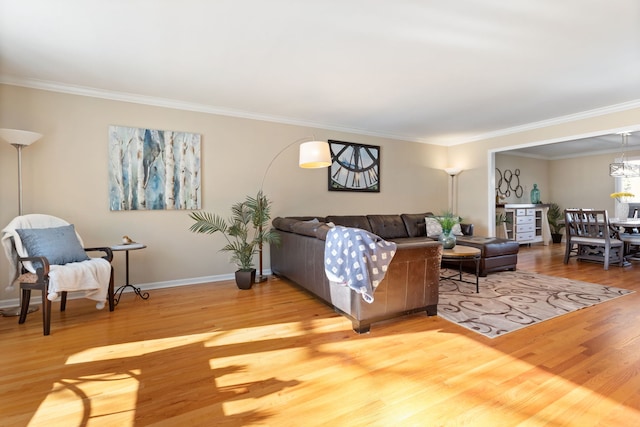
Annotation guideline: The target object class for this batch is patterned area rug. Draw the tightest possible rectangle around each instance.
[438,270,634,338]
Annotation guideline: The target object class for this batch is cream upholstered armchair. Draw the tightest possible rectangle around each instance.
[1,214,115,335]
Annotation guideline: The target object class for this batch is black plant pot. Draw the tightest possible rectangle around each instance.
[234,269,256,290]
[551,233,563,244]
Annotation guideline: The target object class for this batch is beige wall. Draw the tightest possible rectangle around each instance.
[550,149,640,213]
[550,153,613,213]
[2,83,638,304]
[0,84,449,303]
[450,107,640,236]
[495,154,550,205]
[495,148,640,224]
[496,150,640,220]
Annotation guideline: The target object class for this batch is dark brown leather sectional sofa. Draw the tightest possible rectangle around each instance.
[270,213,519,333]
[271,214,442,333]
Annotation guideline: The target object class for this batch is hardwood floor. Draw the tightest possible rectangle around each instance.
[2,243,640,426]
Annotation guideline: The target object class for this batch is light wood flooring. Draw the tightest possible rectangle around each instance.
[1,243,640,426]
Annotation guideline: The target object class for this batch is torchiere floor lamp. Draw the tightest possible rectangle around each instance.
[444,167,462,213]
[0,128,43,317]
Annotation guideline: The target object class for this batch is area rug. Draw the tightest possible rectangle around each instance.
[438,270,634,338]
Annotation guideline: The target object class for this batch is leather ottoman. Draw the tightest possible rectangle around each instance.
[448,236,520,276]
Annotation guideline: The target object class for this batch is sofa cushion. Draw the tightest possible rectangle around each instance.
[272,217,298,232]
[288,216,327,222]
[425,217,442,236]
[290,219,325,237]
[400,213,431,237]
[367,215,409,239]
[425,217,463,236]
[315,224,333,241]
[325,216,372,232]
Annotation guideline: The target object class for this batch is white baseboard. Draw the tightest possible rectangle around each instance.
[0,269,272,309]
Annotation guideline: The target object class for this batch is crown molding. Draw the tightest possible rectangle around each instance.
[2,75,639,147]
[0,75,423,143]
[447,99,640,146]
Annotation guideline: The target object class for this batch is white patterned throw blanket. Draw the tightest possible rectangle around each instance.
[1,215,110,308]
[324,226,397,303]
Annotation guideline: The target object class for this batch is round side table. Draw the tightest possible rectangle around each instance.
[111,242,150,305]
[440,245,481,293]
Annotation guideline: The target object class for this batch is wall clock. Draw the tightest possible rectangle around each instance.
[328,140,380,192]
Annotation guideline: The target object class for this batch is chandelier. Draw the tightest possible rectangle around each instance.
[609,132,640,178]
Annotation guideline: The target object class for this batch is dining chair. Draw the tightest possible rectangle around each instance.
[563,209,624,270]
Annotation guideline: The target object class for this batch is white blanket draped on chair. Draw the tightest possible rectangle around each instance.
[1,214,111,307]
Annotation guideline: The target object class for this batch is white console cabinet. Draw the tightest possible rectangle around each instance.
[496,204,551,245]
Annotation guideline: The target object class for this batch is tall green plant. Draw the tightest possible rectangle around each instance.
[188,191,279,270]
[246,191,280,249]
[547,202,565,234]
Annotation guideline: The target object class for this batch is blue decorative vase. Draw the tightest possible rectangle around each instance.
[530,184,541,204]
[439,230,457,249]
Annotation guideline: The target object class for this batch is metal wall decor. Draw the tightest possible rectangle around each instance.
[495,168,523,199]
[328,140,380,192]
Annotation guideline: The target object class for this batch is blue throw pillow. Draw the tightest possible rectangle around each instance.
[16,224,90,265]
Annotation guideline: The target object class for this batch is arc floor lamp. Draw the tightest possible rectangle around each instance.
[0,128,43,317]
[257,138,331,282]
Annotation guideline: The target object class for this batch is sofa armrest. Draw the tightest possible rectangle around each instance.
[460,223,474,236]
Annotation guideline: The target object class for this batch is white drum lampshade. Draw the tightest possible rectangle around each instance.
[299,140,331,169]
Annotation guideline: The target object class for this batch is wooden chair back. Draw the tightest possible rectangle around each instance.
[563,209,623,270]
[565,209,610,239]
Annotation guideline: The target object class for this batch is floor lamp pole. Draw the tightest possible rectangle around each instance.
[0,129,43,317]
[16,144,25,215]
[444,167,462,213]
[450,174,455,212]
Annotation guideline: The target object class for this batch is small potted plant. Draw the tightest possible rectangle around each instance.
[430,211,461,249]
[188,191,280,289]
[547,202,565,244]
[495,212,512,239]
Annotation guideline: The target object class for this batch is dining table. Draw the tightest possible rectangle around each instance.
[610,218,640,234]
[610,219,640,261]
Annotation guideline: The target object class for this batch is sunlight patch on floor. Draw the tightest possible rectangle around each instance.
[201,319,344,348]
[65,332,222,364]
[30,371,140,426]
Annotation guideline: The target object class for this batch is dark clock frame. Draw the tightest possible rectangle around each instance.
[327,140,380,192]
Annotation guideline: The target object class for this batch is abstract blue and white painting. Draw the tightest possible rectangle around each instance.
[109,125,201,210]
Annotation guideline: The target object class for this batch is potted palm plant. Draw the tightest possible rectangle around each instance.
[188,191,280,289]
[547,202,565,244]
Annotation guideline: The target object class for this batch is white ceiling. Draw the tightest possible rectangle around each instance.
[1,0,639,149]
